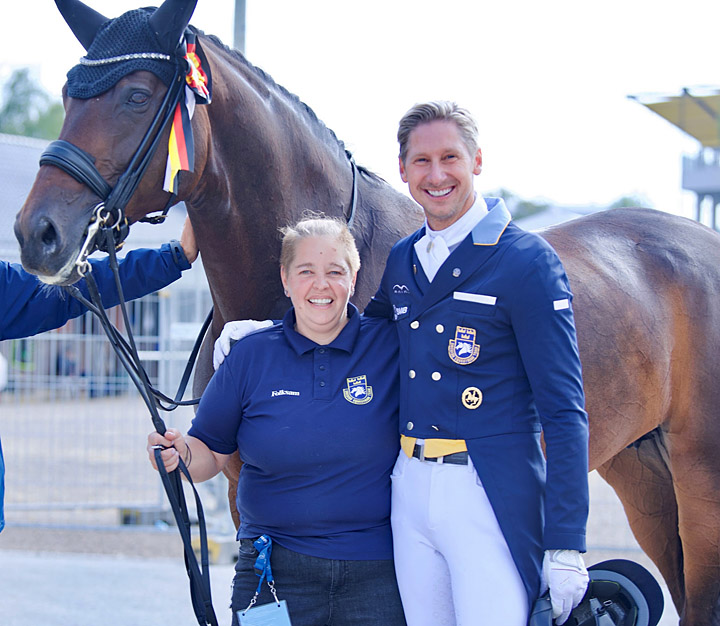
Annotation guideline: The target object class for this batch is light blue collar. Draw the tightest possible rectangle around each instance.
[471,197,512,245]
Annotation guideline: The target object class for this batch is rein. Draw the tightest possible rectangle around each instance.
[346,151,358,230]
[64,227,218,626]
[58,144,360,622]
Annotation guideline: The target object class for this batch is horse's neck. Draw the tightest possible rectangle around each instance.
[197,41,351,210]
[187,40,353,325]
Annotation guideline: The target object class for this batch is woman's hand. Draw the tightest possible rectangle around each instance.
[147,428,190,473]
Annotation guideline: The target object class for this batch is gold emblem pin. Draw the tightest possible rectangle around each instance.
[461,386,483,409]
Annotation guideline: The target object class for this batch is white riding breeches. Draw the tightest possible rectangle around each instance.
[391,451,528,626]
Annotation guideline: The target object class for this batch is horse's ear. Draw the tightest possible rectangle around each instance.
[55,0,108,51]
[149,0,199,51]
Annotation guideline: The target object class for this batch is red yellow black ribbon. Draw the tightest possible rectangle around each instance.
[163,33,212,194]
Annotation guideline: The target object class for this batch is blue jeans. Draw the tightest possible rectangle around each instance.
[231,538,406,626]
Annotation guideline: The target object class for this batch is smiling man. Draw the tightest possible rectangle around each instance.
[398,114,482,232]
[364,101,590,626]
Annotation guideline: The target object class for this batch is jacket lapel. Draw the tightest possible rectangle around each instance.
[414,199,512,315]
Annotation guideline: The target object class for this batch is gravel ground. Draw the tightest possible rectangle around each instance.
[0,525,185,558]
[0,432,681,624]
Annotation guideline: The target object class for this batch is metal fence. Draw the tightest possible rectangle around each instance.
[0,280,234,531]
[0,276,643,554]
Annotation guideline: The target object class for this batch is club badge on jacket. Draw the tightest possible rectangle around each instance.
[448,326,480,365]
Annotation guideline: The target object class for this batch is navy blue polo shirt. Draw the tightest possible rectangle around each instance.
[188,304,400,560]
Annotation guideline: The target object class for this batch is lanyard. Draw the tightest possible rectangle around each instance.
[245,535,281,612]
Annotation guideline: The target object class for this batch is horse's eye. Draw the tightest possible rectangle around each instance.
[129,91,150,105]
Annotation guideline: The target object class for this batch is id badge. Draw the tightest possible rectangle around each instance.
[237,599,292,626]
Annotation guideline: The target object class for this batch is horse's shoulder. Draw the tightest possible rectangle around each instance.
[503,221,561,265]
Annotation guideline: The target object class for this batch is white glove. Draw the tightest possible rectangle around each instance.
[542,549,589,625]
[212,319,272,370]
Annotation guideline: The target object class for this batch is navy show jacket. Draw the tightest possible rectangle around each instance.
[365,197,589,605]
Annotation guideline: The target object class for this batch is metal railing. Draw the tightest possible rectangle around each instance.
[0,283,234,529]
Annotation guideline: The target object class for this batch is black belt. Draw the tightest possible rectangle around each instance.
[412,444,469,465]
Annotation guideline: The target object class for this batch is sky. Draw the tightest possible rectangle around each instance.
[3,0,718,221]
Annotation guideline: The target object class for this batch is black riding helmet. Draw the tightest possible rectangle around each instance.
[529,559,664,626]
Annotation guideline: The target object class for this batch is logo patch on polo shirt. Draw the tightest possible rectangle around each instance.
[271,389,300,397]
[448,326,480,365]
[343,375,374,405]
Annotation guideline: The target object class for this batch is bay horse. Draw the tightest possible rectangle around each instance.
[11,1,720,624]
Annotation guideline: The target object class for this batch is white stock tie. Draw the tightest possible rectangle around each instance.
[415,233,450,282]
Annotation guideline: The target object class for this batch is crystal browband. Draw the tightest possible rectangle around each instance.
[79,52,172,66]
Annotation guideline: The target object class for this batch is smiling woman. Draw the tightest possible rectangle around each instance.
[148,215,406,626]
[279,216,360,344]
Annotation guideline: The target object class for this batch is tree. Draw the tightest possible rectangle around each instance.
[609,195,651,209]
[490,188,550,220]
[0,68,64,140]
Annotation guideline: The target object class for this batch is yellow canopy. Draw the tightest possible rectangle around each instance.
[629,87,720,148]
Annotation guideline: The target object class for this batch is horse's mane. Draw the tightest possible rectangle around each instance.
[194,28,385,184]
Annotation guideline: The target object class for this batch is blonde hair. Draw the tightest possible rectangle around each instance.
[397,100,479,164]
[279,212,361,274]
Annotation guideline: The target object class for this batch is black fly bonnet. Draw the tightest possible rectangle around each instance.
[66,8,178,99]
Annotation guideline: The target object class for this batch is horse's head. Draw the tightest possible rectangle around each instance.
[14,0,208,285]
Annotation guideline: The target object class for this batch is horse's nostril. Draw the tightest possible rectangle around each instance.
[39,218,58,251]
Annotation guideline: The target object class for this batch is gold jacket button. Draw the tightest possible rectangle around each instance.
[435,324,444,333]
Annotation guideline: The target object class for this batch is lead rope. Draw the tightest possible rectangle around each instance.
[64,227,218,626]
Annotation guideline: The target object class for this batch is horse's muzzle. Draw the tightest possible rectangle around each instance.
[14,212,82,285]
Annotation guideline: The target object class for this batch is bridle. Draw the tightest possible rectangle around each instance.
[40,59,186,266]
[40,47,359,269]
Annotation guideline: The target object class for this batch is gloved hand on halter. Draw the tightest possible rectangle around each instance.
[541,549,589,624]
[213,319,273,370]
